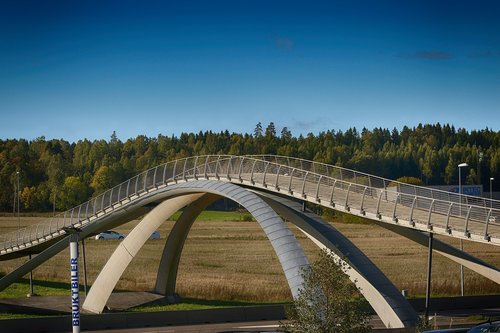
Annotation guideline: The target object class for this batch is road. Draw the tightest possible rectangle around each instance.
[78,320,281,333]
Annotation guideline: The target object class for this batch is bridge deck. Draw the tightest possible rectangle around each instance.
[1,155,499,258]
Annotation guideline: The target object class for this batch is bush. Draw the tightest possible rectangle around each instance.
[242,213,254,222]
[281,249,372,333]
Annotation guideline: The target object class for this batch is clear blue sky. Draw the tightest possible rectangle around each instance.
[1,0,499,142]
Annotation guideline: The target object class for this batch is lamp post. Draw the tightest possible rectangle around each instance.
[491,178,495,205]
[16,171,20,241]
[457,162,468,297]
[458,163,468,215]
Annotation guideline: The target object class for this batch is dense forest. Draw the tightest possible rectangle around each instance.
[1,123,499,212]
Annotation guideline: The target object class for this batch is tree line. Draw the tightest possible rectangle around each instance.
[0,123,498,212]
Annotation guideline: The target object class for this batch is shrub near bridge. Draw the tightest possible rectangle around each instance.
[281,249,371,333]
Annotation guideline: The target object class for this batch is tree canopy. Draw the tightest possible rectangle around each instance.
[1,123,498,212]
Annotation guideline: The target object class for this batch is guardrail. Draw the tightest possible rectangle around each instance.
[1,155,499,253]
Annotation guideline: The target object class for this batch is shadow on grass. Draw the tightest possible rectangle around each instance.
[131,297,287,312]
[0,273,126,298]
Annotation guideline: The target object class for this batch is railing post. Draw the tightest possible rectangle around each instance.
[215,156,221,179]
[262,162,269,187]
[85,202,90,223]
[427,200,435,230]
[100,194,106,214]
[143,171,148,192]
[288,168,295,193]
[77,205,82,225]
[126,179,131,198]
[250,160,257,185]
[301,172,308,198]
[63,211,68,228]
[409,196,417,226]
[484,209,492,241]
[134,174,140,194]
[238,157,244,182]
[153,166,158,188]
[360,186,367,214]
[117,183,122,202]
[275,165,281,190]
[172,160,178,183]
[329,180,337,207]
[109,188,114,208]
[182,158,188,181]
[392,193,399,222]
[315,176,323,202]
[344,183,352,211]
[445,203,453,233]
[193,156,199,180]
[226,157,231,180]
[204,157,209,179]
[162,164,168,184]
[463,206,471,237]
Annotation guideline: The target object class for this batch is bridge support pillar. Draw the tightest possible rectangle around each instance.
[155,194,219,295]
[83,194,204,314]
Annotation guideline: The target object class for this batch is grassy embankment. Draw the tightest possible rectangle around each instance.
[0,210,499,312]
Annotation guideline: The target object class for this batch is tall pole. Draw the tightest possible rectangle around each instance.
[64,226,82,333]
[457,163,468,297]
[69,233,80,333]
[458,163,468,212]
[460,240,464,296]
[424,232,434,324]
[458,166,462,215]
[28,254,34,297]
[70,233,81,333]
[16,171,20,242]
[81,238,88,296]
[491,178,495,207]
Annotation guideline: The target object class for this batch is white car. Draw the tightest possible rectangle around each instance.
[149,230,160,240]
[95,230,126,240]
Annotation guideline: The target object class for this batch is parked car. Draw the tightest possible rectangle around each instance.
[466,320,500,332]
[149,230,160,240]
[423,320,500,333]
[95,230,126,240]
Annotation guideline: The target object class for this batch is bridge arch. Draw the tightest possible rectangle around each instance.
[154,189,419,328]
[83,181,310,314]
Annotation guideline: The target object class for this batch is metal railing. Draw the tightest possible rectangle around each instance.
[1,155,499,253]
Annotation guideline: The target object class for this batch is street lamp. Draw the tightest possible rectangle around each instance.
[16,171,20,241]
[457,162,468,297]
[458,163,468,207]
[490,178,495,204]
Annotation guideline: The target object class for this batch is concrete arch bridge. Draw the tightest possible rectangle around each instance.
[1,155,499,329]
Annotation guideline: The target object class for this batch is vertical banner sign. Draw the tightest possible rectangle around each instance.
[70,239,80,333]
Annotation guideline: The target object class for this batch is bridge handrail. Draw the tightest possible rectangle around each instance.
[249,155,500,210]
[1,155,499,252]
